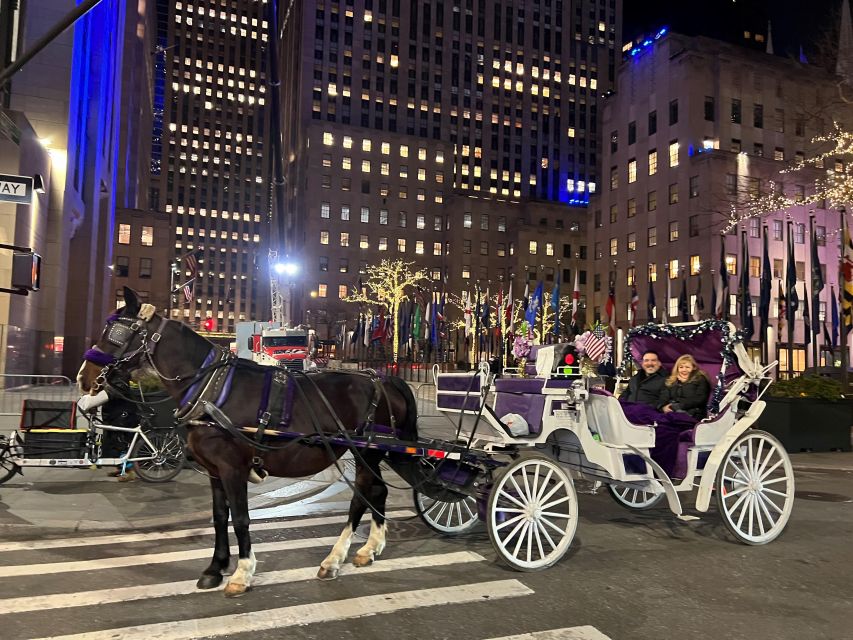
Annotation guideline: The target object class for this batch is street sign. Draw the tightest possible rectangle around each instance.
[0,174,33,204]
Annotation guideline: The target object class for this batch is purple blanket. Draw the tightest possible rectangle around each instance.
[619,400,697,477]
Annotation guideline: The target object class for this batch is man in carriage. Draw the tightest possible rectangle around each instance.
[618,350,668,407]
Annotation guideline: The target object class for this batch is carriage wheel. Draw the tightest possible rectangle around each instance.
[607,483,664,510]
[0,441,19,485]
[487,453,578,571]
[413,490,480,536]
[131,429,186,483]
[716,430,795,545]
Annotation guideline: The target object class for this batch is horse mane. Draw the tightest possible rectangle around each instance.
[384,375,418,441]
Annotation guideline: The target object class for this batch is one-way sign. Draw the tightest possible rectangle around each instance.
[0,174,33,204]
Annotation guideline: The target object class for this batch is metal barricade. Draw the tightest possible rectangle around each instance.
[0,374,78,417]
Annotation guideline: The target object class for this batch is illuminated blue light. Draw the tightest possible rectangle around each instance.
[627,27,668,60]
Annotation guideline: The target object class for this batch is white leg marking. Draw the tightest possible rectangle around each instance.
[354,520,386,565]
[223,550,256,596]
[318,525,354,579]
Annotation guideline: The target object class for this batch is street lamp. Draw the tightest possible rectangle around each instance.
[274,261,299,277]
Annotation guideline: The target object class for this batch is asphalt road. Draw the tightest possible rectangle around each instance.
[0,464,850,640]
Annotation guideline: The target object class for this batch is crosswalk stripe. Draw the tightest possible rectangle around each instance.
[0,551,486,615]
[485,627,613,640]
[30,579,533,640]
[0,510,415,553]
[0,536,343,578]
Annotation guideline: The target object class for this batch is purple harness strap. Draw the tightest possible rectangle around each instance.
[83,349,116,366]
[214,365,237,407]
[180,349,218,406]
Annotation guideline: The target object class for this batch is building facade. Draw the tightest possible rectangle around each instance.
[590,31,853,373]
[152,0,271,336]
[277,0,621,337]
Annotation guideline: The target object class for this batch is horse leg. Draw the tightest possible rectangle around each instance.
[197,477,230,589]
[220,472,256,597]
[317,456,375,580]
[353,457,388,567]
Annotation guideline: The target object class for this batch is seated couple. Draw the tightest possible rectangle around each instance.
[619,352,712,478]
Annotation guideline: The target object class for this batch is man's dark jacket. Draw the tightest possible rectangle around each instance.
[619,368,668,406]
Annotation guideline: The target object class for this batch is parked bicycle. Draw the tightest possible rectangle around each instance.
[0,392,186,485]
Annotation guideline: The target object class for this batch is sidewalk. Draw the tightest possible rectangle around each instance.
[0,448,849,537]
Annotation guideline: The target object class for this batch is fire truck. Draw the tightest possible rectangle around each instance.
[235,321,312,371]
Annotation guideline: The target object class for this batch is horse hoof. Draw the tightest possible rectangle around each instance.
[317,566,339,580]
[352,554,373,567]
[196,574,223,590]
[223,582,251,597]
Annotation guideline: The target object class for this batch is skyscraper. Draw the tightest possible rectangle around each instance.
[276,0,622,335]
[154,0,272,335]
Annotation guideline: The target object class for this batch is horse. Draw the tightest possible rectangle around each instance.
[77,287,421,597]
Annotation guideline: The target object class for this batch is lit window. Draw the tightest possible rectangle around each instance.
[381,142,390,154]
[361,159,371,172]
[381,162,390,175]
[464,213,472,228]
[361,207,370,223]
[628,159,637,183]
[359,234,368,249]
[340,232,349,246]
[414,240,423,254]
[418,147,427,160]
[398,238,407,252]
[433,242,442,256]
[338,285,348,299]
[417,189,425,201]
[341,205,350,221]
[140,226,154,246]
[462,266,471,279]
[418,168,426,181]
[669,140,679,167]
[691,255,701,275]
[610,237,618,256]
[400,144,409,157]
[436,151,444,163]
[669,259,679,278]
[118,224,131,244]
[417,215,425,229]
[320,230,329,245]
[343,135,353,149]
[648,149,657,175]
[318,284,327,298]
[342,156,352,170]
[378,237,388,251]
[323,132,334,145]
[321,203,330,218]
[362,139,372,152]
[529,241,538,255]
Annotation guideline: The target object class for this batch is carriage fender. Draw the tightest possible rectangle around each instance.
[695,399,766,512]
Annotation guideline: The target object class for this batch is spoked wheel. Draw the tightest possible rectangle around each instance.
[413,490,480,535]
[0,440,20,485]
[607,483,664,510]
[131,429,186,483]
[716,430,795,545]
[487,453,578,571]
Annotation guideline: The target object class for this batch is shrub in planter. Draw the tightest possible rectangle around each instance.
[755,375,853,452]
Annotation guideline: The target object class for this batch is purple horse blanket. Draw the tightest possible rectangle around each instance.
[619,400,698,477]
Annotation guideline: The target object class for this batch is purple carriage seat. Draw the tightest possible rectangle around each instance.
[522,344,545,376]
[493,377,547,435]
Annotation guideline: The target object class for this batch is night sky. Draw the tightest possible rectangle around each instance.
[623,0,847,67]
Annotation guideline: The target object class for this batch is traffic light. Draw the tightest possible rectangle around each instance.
[12,251,41,291]
[202,317,215,332]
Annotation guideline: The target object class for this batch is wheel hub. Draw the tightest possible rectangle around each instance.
[525,503,542,521]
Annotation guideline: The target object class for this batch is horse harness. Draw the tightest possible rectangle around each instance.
[87,307,400,470]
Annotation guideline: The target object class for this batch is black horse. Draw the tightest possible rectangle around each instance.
[78,287,419,596]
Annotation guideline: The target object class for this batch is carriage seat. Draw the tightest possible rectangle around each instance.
[584,391,656,448]
[493,377,547,435]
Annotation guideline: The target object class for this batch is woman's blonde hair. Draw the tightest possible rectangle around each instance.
[666,354,710,386]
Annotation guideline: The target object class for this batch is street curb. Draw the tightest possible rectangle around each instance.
[793,464,853,472]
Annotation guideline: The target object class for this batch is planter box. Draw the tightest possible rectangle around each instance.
[755,397,853,452]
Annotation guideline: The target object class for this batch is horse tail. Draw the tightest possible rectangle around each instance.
[385,375,418,441]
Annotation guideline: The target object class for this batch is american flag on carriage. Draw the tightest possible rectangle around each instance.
[585,324,609,362]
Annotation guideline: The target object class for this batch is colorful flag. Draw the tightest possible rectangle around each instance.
[740,229,754,339]
[630,284,639,327]
[842,222,853,327]
[647,277,656,322]
[183,281,193,302]
[603,285,616,328]
[759,225,772,341]
[832,286,840,347]
[183,250,199,277]
[584,323,609,361]
[571,271,581,329]
[777,280,787,335]
[505,281,514,336]
[525,281,544,326]
[716,236,729,319]
[551,272,562,336]
[786,221,799,329]
[663,272,671,324]
[803,288,811,347]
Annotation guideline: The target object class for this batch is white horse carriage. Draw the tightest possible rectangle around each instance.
[416,320,795,571]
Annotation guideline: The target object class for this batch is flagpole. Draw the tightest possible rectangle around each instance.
[810,214,819,369]
[787,221,795,378]
[840,207,849,390]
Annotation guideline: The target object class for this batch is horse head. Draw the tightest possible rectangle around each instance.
[77,286,161,394]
